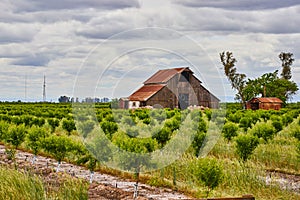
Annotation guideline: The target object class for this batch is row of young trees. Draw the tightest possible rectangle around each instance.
[220,51,298,106]
[221,108,300,162]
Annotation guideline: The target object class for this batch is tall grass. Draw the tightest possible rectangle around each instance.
[0,166,46,200]
[0,166,88,200]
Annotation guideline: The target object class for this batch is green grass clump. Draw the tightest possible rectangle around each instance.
[0,166,46,200]
[0,166,88,200]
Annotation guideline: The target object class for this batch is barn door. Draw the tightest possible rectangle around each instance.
[178,93,189,109]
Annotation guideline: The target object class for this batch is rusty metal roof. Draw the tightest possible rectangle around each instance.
[129,84,165,101]
[250,97,283,103]
[144,67,190,84]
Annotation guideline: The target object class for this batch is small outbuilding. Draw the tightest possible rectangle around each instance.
[246,97,283,110]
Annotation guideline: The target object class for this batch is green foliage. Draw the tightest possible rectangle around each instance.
[78,120,95,138]
[279,52,294,80]
[62,119,76,135]
[239,116,252,131]
[220,51,246,105]
[0,166,46,200]
[26,126,48,155]
[5,124,27,149]
[270,115,283,132]
[291,126,300,141]
[47,118,60,132]
[204,109,212,121]
[192,131,206,157]
[235,134,259,162]
[222,122,239,141]
[43,135,74,162]
[220,51,298,103]
[297,142,300,159]
[100,120,118,138]
[282,113,293,126]
[190,158,223,197]
[0,121,9,141]
[249,122,276,142]
[152,126,173,146]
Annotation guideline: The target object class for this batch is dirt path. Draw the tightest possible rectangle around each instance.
[0,145,189,200]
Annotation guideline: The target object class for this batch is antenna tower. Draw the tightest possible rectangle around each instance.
[43,75,46,102]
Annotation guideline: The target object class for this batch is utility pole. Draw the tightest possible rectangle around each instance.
[43,75,46,102]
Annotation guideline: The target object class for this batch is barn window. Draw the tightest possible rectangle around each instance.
[132,102,136,107]
[180,71,190,82]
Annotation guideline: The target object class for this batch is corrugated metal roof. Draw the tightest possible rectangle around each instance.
[129,84,165,101]
[144,67,189,84]
[250,97,283,103]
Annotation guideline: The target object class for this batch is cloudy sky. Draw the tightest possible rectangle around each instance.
[1,0,300,102]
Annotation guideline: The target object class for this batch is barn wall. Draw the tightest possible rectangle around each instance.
[259,102,281,110]
[146,87,177,108]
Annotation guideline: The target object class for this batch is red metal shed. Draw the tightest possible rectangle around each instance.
[246,97,283,110]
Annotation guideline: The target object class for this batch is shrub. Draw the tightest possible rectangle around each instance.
[5,124,27,149]
[249,122,275,142]
[291,126,300,141]
[62,119,76,135]
[43,135,74,163]
[27,126,48,156]
[48,118,60,133]
[222,122,239,141]
[152,126,172,146]
[100,121,118,138]
[192,131,206,157]
[78,120,95,138]
[235,134,259,162]
[190,158,223,197]
[239,116,253,132]
[0,121,9,141]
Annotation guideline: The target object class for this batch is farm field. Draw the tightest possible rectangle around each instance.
[0,102,299,199]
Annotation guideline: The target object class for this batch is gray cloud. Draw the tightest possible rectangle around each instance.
[11,53,51,66]
[174,0,300,10]
[12,0,140,13]
[0,23,38,44]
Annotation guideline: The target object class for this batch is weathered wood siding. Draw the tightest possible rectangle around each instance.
[146,70,219,109]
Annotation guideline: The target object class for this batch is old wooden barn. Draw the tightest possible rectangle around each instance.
[122,67,219,109]
[246,97,283,110]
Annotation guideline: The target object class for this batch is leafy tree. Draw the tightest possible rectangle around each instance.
[190,158,223,197]
[58,95,70,103]
[249,122,275,142]
[100,120,118,138]
[5,124,27,149]
[62,119,76,135]
[239,116,253,132]
[43,135,74,171]
[48,118,60,133]
[235,134,259,162]
[192,131,206,157]
[4,124,27,162]
[78,120,95,138]
[279,52,294,80]
[152,126,172,146]
[270,115,283,132]
[222,122,239,141]
[0,121,9,141]
[26,126,48,163]
[27,126,48,150]
[220,51,247,106]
